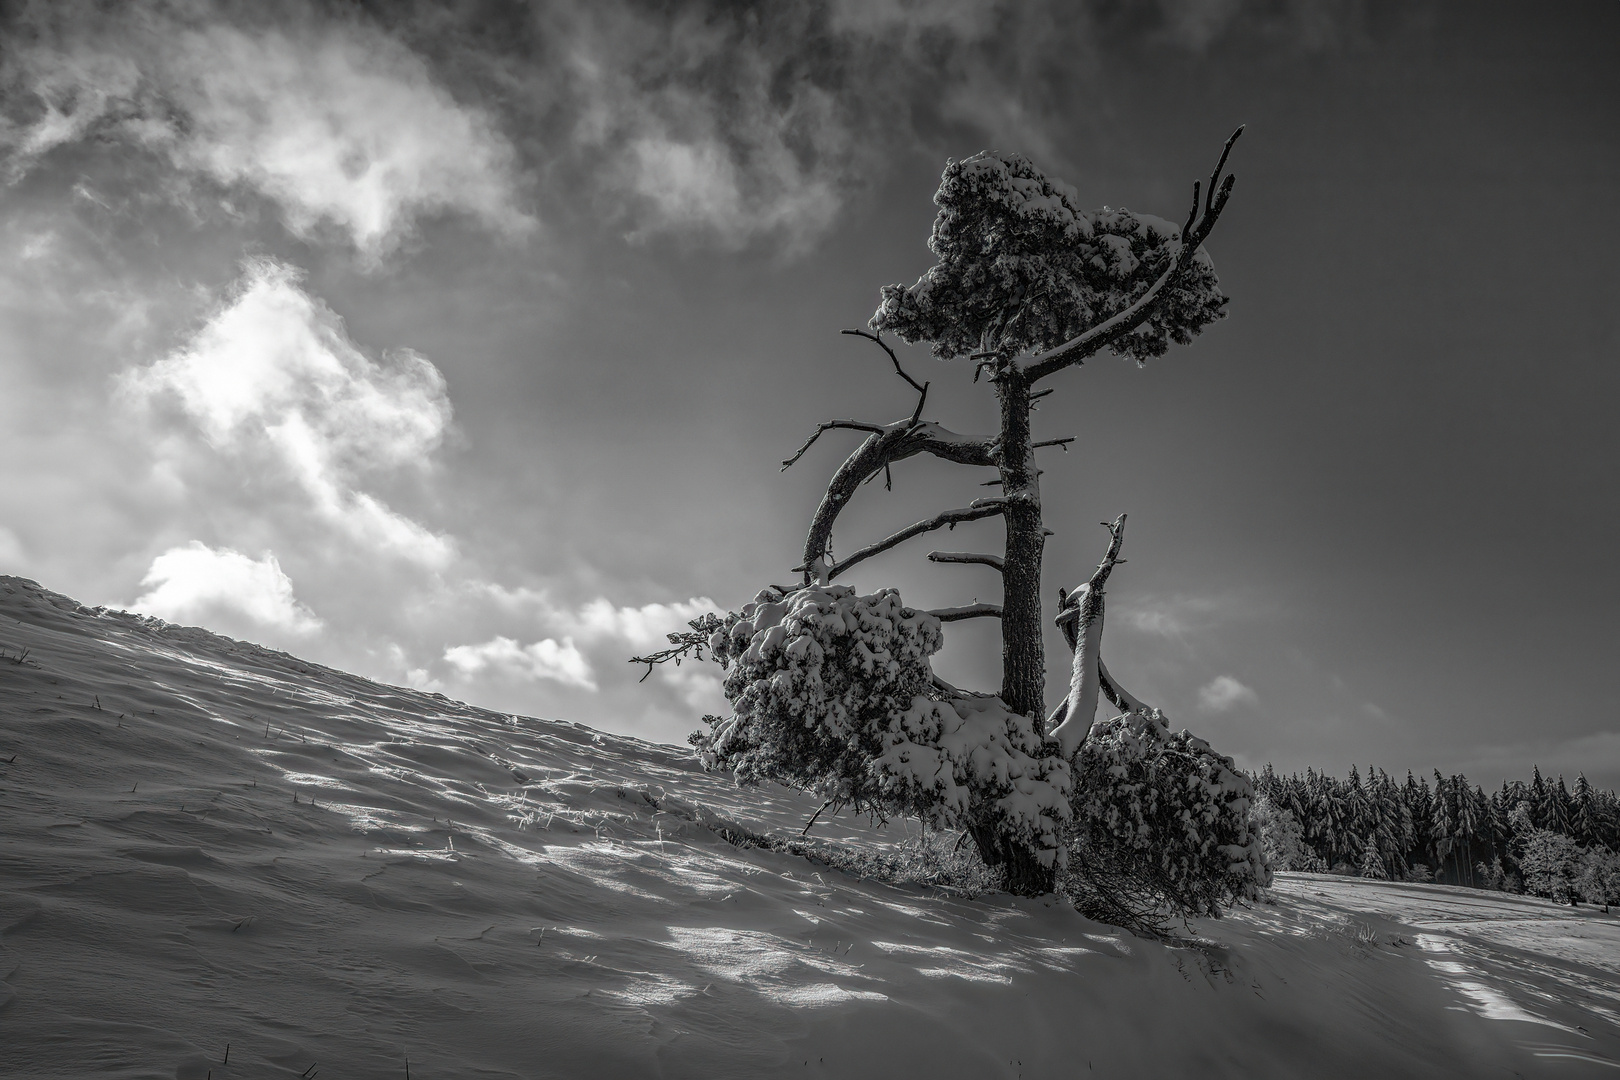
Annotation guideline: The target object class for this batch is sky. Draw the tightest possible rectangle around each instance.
[1,0,1616,789]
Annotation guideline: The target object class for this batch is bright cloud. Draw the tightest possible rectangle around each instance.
[1198,675,1258,713]
[133,541,322,635]
[443,636,596,690]
[562,596,718,651]
[125,258,455,568]
[3,15,529,258]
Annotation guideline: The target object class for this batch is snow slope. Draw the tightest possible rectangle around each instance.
[2,575,1618,1079]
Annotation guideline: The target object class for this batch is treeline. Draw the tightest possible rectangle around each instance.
[1249,764,1620,904]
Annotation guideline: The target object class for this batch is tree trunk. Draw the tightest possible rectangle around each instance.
[996,372,1046,726]
[968,821,1056,895]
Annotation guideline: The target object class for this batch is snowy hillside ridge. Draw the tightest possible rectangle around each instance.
[4,575,1620,1079]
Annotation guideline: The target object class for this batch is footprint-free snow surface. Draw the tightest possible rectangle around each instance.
[3,576,1619,1079]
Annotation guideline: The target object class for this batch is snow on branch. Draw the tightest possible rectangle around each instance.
[927,603,1003,622]
[869,128,1239,375]
[1048,514,1128,757]
[927,550,1005,572]
[1024,127,1243,383]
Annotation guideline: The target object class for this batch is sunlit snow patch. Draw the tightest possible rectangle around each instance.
[1414,933,1581,1032]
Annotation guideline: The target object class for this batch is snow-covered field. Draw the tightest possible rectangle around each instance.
[3,575,1618,1079]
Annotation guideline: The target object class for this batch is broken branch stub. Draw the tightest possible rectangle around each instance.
[1049,514,1128,757]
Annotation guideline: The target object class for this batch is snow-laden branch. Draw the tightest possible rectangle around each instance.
[927,603,1003,622]
[1048,514,1128,757]
[803,499,1007,582]
[927,550,1005,572]
[1023,126,1243,384]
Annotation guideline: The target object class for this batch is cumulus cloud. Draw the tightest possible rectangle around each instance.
[125,258,455,567]
[133,541,322,635]
[443,635,595,689]
[2,9,530,258]
[1198,674,1258,712]
[560,596,718,651]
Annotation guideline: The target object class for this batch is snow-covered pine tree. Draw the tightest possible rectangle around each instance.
[1529,766,1550,829]
[1572,774,1599,846]
[1547,776,1574,836]
[642,131,1254,899]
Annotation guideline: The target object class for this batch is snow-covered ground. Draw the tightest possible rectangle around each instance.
[3,575,1618,1079]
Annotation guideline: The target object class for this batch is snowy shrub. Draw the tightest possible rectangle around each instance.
[1061,710,1269,930]
[1519,829,1582,902]
[1251,795,1309,872]
[1358,840,1388,880]
[1475,857,1509,892]
[869,151,1227,365]
[691,585,1069,868]
[1578,847,1620,906]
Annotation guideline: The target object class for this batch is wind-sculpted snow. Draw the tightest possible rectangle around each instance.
[3,575,1619,1078]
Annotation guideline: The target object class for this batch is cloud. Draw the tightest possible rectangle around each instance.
[1198,674,1258,712]
[560,596,718,651]
[1117,595,1226,637]
[2,9,530,259]
[553,4,852,253]
[0,525,27,573]
[443,635,595,690]
[125,258,455,568]
[133,541,322,635]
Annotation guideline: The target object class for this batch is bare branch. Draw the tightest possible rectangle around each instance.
[841,328,924,394]
[927,550,1005,572]
[802,799,837,835]
[807,499,1007,581]
[799,419,997,583]
[1207,124,1244,216]
[1098,658,1156,717]
[928,603,1003,622]
[1029,387,1055,402]
[1024,127,1243,384]
[782,420,889,471]
[1032,437,1075,451]
[629,612,726,682]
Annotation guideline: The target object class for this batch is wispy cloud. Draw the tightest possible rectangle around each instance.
[133,541,322,636]
[2,8,530,259]
[1198,674,1258,712]
[1117,594,1228,638]
[124,258,455,568]
[443,635,595,690]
